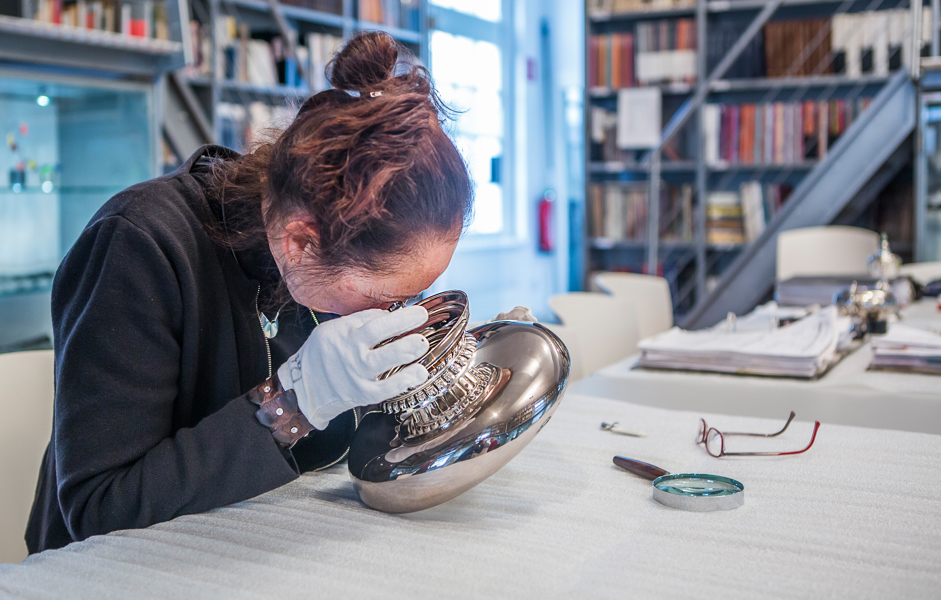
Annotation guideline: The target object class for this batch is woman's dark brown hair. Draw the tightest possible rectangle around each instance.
[209,31,472,279]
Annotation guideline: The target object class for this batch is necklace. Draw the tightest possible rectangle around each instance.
[212,155,321,378]
[257,299,320,339]
[216,180,320,334]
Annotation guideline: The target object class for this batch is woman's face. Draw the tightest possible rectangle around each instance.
[282,232,460,315]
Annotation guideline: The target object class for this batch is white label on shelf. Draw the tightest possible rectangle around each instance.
[616,87,662,149]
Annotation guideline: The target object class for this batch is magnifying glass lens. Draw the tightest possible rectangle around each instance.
[655,476,741,497]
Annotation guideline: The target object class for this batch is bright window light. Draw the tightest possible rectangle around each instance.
[428,0,500,22]
[431,31,505,235]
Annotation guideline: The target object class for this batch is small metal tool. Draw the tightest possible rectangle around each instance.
[601,422,649,438]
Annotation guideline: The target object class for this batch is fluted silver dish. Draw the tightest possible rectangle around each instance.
[348,290,570,513]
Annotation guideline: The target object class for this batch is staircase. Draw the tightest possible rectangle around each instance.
[682,69,917,329]
[163,72,216,163]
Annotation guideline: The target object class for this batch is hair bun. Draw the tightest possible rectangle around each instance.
[328,31,400,91]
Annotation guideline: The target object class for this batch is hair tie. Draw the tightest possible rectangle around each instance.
[339,89,383,98]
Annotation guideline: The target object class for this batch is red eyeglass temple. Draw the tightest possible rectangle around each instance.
[776,420,821,456]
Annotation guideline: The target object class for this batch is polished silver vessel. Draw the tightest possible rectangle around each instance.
[348,290,570,513]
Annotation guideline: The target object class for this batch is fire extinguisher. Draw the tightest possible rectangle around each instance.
[538,188,556,253]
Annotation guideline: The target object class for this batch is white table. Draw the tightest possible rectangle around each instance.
[2,393,939,598]
[575,299,941,435]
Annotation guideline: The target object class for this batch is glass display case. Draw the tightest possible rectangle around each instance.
[0,70,156,352]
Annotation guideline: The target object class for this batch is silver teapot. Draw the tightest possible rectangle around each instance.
[348,290,570,513]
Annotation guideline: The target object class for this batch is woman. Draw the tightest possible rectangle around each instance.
[26,32,481,553]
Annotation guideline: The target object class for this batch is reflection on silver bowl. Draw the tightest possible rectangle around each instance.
[348,290,571,513]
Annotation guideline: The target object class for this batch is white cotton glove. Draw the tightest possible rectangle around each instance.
[278,305,430,430]
[492,306,538,323]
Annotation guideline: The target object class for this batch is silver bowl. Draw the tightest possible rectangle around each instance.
[348,290,570,513]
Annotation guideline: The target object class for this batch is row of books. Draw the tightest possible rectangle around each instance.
[184,18,341,92]
[587,182,693,243]
[718,10,931,80]
[764,18,831,78]
[587,0,694,18]
[707,20,765,79]
[589,180,793,246]
[706,183,792,245]
[279,0,342,13]
[703,98,871,167]
[829,9,929,78]
[21,0,169,39]
[358,0,420,31]
[589,104,691,163]
[589,10,931,91]
[217,102,297,153]
[588,18,696,88]
[589,182,648,242]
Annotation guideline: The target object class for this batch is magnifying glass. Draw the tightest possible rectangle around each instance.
[613,456,744,512]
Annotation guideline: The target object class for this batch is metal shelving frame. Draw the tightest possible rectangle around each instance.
[584,0,926,317]
[180,0,428,144]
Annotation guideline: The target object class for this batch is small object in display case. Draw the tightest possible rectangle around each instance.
[8,167,25,192]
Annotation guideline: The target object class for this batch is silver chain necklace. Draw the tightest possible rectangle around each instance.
[217,184,320,342]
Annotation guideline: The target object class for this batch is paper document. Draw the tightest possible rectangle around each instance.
[616,87,662,149]
[869,324,941,374]
[637,306,845,378]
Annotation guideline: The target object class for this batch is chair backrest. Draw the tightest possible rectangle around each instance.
[548,292,640,377]
[776,226,880,281]
[594,272,673,340]
[899,261,941,285]
[0,350,54,564]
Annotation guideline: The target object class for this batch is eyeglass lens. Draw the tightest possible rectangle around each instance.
[704,428,723,457]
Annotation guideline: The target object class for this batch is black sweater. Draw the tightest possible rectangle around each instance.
[26,146,356,554]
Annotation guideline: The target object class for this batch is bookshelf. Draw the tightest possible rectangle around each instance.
[0,1,188,75]
[172,0,427,158]
[584,0,930,318]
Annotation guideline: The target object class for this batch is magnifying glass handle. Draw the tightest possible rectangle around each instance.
[613,456,670,481]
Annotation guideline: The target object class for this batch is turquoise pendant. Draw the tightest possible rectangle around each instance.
[260,312,279,339]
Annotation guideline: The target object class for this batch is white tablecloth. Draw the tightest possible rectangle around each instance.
[2,393,939,599]
[576,300,941,435]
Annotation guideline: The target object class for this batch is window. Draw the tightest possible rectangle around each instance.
[428,0,511,237]
[429,0,501,23]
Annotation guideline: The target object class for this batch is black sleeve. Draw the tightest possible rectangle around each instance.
[52,215,298,542]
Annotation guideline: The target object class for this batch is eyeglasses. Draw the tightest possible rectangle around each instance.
[696,411,820,458]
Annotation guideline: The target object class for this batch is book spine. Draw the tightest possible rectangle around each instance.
[120,2,130,36]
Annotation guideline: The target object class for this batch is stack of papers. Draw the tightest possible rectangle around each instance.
[870,325,941,375]
[775,276,877,307]
[637,306,845,378]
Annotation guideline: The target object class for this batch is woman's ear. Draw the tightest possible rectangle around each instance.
[281,219,319,265]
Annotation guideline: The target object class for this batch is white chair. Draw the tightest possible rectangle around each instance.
[0,350,54,564]
[899,261,941,285]
[548,292,640,377]
[776,226,880,281]
[593,272,674,340]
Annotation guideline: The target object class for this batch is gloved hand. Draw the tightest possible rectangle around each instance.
[278,305,430,430]
[492,306,538,323]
